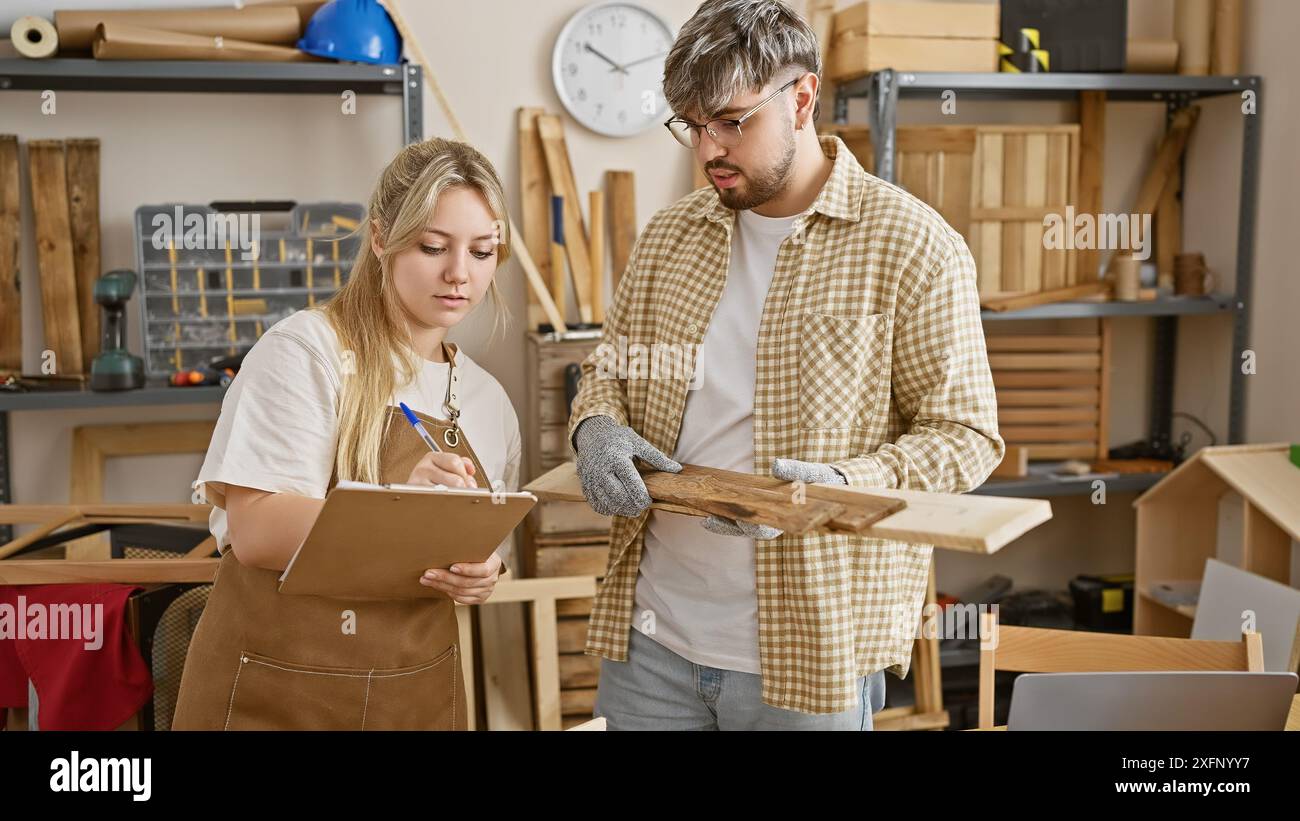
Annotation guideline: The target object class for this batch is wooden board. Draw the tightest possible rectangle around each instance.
[1077,91,1105,283]
[27,140,84,376]
[605,170,636,296]
[517,108,551,329]
[525,461,1052,555]
[536,115,594,324]
[588,189,604,325]
[0,135,20,373]
[65,139,101,371]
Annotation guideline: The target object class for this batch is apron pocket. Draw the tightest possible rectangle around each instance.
[225,645,458,730]
[362,644,460,731]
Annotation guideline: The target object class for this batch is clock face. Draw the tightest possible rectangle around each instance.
[551,2,676,138]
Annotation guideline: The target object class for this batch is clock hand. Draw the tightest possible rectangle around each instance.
[620,50,667,70]
[584,43,628,75]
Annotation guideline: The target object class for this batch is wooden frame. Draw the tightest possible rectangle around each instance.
[977,611,1265,729]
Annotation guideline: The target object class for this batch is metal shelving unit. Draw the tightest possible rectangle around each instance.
[0,59,424,540]
[836,70,1262,497]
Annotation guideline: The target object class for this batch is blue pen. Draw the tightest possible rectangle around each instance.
[399,401,442,453]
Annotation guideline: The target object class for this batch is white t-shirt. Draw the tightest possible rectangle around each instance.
[635,208,798,673]
[193,309,523,565]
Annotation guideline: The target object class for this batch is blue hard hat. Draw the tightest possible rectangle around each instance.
[298,0,402,64]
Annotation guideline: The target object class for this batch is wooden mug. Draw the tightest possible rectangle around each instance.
[1174,252,1216,296]
[1111,252,1142,301]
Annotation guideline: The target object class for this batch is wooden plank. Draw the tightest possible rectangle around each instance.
[0,558,219,585]
[455,604,476,730]
[606,170,636,295]
[557,617,589,653]
[65,138,101,370]
[561,687,598,717]
[530,596,562,730]
[0,503,210,526]
[998,407,1099,424]
[1134,107,1200,221]
[1022,132,1048,292]
[1044,132,1069,289]
[28,140,84,375]
[536,115,594,324]
[1020,444,1100,460]
[1000,133,1024,292]
[980,281,1107,312]
[1156,162,1181,291]
[977,132,1003,294]
[996,388,1099,406]
[1077,91,1105,283]
[535,544,609,577]
[0,134,20,373]
[525,462,1052,555]
[559,652,601,689]
[1097,318,1112,460]
[1001,424,1099,442]
[477,602,533,730]
[638,468,845,534]
[987,352,1101,370]
[941,145,973,239]
[588,189,604,325]
[488,575,597,605]
[992,370,1101,388]
[971,205,1070,222]
[517,107,551,329]
[557,597,594,617]
[984,335,1101,352]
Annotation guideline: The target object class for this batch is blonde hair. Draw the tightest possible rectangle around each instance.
[321,137,512,485]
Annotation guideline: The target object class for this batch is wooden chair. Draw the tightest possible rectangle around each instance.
[977,611,1265,729]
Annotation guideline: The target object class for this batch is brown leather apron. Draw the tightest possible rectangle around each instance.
[172,343,489,730]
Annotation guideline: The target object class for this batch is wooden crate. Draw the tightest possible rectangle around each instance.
[987,323,1111,462]
[833,125,1081,298]
[525,331,603,481]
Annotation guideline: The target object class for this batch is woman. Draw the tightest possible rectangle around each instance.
[172,138,521,730]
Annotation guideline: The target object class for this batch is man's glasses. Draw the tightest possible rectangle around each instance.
[664,77,800,149]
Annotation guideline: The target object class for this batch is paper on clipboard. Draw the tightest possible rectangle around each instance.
[277,479,536,599]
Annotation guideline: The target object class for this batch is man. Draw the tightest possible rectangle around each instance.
[568,0,1003,730]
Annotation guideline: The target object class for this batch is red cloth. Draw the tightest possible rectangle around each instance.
[0,584,153,730]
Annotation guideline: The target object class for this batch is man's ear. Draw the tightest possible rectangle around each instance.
[794,72,820,130]
[370,219,385,259]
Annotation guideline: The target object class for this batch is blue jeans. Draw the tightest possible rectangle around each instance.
[595,628,887,730]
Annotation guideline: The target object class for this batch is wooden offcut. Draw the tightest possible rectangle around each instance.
[65,139,101,371]
[605,170,636,295]
[0,135,20,373]
[537,115,594,324]
[27,140,84,376]
[517,107,551,329]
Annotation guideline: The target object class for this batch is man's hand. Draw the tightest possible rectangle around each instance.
[573,415,682,517]
[420,553,502,605]
[698,458,848,539]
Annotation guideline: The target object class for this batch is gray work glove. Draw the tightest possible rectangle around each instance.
[573,415,682,518]
[701,458,847,539]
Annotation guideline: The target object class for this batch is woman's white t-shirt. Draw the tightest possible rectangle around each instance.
[192,309,522,564]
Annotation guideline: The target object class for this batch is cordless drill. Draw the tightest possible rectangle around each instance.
[90,269,145,391]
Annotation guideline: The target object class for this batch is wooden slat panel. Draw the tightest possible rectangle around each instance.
[941,147,973,239]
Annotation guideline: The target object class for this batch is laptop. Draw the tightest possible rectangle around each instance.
[1007,671,1299,730]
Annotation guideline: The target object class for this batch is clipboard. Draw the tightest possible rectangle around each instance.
[277,480,537,599]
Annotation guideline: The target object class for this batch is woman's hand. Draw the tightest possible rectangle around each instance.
[406,451,476,488]
[420,553,502,604]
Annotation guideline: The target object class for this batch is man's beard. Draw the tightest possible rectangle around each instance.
[708,130,797,211]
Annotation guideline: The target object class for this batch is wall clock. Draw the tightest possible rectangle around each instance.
[551,2,676,137]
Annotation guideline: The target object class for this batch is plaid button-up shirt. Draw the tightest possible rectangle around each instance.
[567,134,1003,714]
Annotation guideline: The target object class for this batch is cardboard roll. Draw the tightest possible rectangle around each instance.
[11,16,58,59]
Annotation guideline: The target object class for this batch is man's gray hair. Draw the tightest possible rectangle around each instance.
[663,0,821,121]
